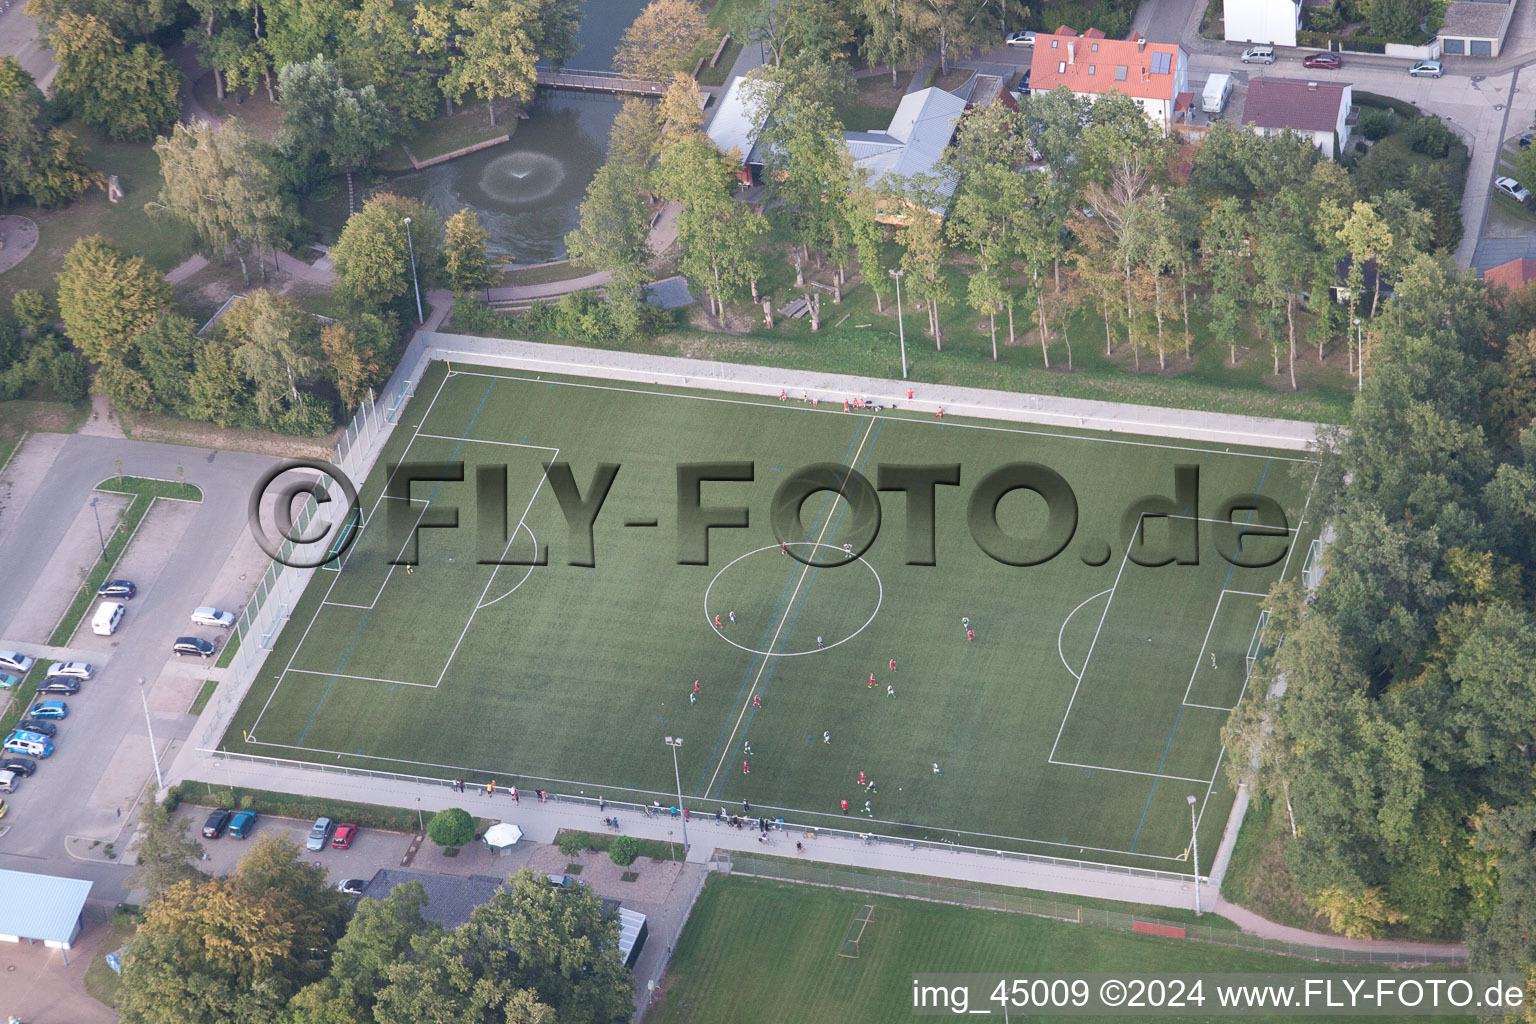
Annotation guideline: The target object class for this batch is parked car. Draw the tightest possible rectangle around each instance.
[545,873,575,888]
[1521,133,1533,148]
[97,579,137,599]
[1496,176,1533,203]
[337,878,368,896]
[1240,45,1275,64]
[1,757,36,777]
[0,673,19,690]
[202,809,233,838]
[46,661,94,681]
[26,701,68,719]
[190,607,236,628]
[228,810,258,838]
[172,637,217,658]
[331,823,358,849]
[3,732,54,757]
[1005,30,1035,47]
[18,719,57,737]
[306,817,334,851]
[36,678,81,695]
[1301,52,1341,69]
[0,651,35,674]
[1408,60,1443,78]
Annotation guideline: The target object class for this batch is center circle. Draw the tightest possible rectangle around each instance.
[477,152,566,205]
[704,543,883,656]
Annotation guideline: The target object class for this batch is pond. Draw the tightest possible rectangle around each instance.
[370,0,655,262]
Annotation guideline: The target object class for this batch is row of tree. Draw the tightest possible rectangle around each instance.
[1221,258,1536,995]
[120,807,634,1024]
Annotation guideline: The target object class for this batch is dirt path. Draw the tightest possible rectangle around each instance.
[78,393,126,439]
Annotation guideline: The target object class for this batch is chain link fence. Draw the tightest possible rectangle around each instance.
[712,853,1464,965]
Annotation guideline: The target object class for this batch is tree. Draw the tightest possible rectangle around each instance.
[857,0,923,86]
[50,14,181,141]
[275,57,395,189]
[444,208,499,295]
[330,193,444,308]
[152,119,291,288]
[187,337,247,426]
[658,134,765,319]
[1336,200,1393,320]
[1201,197,1248,365]
[0,57,98,208]
[337,0,442,123]
[56,235,172,367]
[755,94,849,287]
[127,798,208,901]
[427,806,476,847]
[26,0,178,38]
[424,0,540,128]
[607,97,661,167]
[845,176,890,311]
[11,289,56,334]
[327,880,438,1010]
[613,0,705,82]
[1370,0,1434,42]
[220,290,324,430]
[608,835,639,866]
[133,313,203,415]
[565,163,652,294]
[656,72,706,148]
[119,835,350,1024]
[898,0,987,76]
[321,319,385,409]
[897,195,947,350]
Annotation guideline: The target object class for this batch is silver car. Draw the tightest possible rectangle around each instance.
[306,816,334,851]
[1408,60,1442,78]
[46,661,94,680]
[0,651,35,674]
[190,607,236,628]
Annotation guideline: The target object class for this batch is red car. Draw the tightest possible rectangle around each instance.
[1302,53,1342,69]
[331,823,358,848]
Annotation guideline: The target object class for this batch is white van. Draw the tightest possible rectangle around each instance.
[92,600,125,636]
[2,734,52,758]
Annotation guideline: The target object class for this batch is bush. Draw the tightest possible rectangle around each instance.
[1304,6,1340,30]
[558,830,589,857]
[609,835,640,867]
[1358,108,1395,142]
[1407,115,1455,159]
[427,807,477,847]
[12,290,56,334]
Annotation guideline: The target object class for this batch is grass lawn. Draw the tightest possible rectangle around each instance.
[0,397,87,467]
[172,780,471,835]
[226,361,1319,870]
[82,916,138,1009]
[49,477,204,646]
[190,72,285,144]
[188,678,220,715]
[649,875,1467,1024]
[831,76,909,132]
[0,658,51,738]
[505,261,599,285]
[0,123,198,302]
[382,101,522,173]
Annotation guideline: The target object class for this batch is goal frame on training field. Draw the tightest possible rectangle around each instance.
[837,905,876,958]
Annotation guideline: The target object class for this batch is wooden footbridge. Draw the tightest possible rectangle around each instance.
[535,68,665,96]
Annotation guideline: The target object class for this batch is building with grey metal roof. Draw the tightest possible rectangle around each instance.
[0,868,92,953]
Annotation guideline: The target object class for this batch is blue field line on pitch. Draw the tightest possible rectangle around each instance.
[296,379,497,745]
[1129,457,1270,852]
[691,418,869,797]
[710,417,885,800]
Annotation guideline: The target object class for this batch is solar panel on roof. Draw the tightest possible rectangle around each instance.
[1151,52,1171,74]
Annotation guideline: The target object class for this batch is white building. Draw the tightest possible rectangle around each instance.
[1223,0,1302,47]
[1241,77,1355,160]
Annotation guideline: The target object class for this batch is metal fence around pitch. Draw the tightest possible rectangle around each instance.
[712,853,1465,966]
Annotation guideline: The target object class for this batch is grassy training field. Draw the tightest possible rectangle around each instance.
[227,362,1319,868]
[648,875,1465,1024]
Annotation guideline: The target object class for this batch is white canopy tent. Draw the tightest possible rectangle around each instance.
[483,823,524,850]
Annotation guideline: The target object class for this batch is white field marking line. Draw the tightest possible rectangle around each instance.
[1058,589,1114,681]
[231,735,1192,862]
[704,416,880,797]
[1046,759,1214,786]
[440,368,1315,462]
[1158,515,1300,531]
[1181,590,1229,706]
[366,495,441,609]
[1225,590,1271,598]
[284,668,431,687]
[1277,462,1323,582]
[415,433,560,452]
[379,494,432,502]
[1047,515,1138,762]
[1195,745,1227,835]
[322,601,375,610]
[433,447,558,688]
[1183,703,1237,712]
[475,520,540,610]
[248,371,456,741]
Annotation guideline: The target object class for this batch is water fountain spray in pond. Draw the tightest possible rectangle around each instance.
[477,152,567,204]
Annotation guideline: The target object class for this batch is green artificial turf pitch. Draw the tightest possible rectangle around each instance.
[229,362,1319,868]
[646,875,1466,1024]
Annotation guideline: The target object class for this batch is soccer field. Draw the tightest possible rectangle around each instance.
[228,362,1319,868]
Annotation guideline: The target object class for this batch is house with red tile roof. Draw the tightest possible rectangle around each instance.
[1027,30,1188,130]
[1482,257,1536,304]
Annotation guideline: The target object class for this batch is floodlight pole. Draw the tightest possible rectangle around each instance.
[889,268,908,379]
[403,216,424,325]
[1352,317,1363,392]
[140,676,164,791]
[1187,794,1201,916]
[89,497,105,560]
[665,736,687,853]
